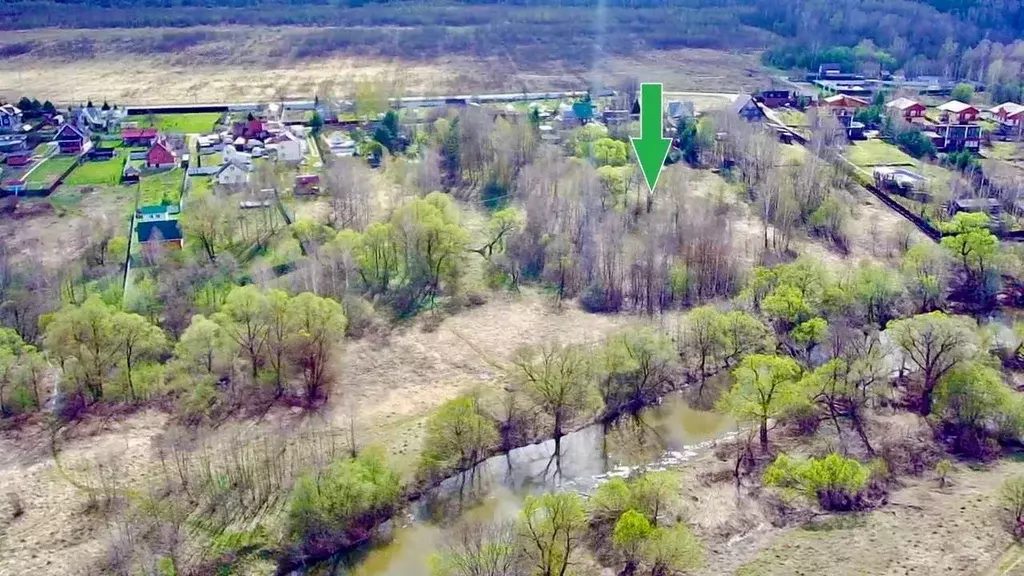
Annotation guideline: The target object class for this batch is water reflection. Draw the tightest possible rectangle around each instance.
[320,395,735,576]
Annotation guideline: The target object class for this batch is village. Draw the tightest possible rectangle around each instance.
[0,74,1021,297]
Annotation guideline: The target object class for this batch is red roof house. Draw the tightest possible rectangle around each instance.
[991,103,1024,127]
[146,141,176,168]
[5,153,31,167]
[885,97,926,119]
[55,124,87,154]
[294,174,320,195]
[233,118,266,140]
[937,100,980,124]
[122,127,159,147]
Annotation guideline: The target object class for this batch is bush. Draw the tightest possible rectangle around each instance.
[417,395,498,482]
[764,453,870,511]
[1002,475,1024,540]
[286,449,402,558]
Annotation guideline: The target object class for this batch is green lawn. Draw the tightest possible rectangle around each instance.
[26,155,79,186]
[136,113,222,134]
[845,139,917,167]
[196,152,222,168]
[189,175,213,197]
[986,141,1024,160]
[64,152,126,186]
[778,109,809,127]
[139,168,184,206]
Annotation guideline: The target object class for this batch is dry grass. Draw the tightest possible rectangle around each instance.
[0,28,768,105]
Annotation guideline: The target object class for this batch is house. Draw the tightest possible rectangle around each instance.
[136,204,180,221]
[602,109,632,126]
[873,167,931,202]
[822,94,869,116]
[136,219,183,249]
[5,152,31,167]
[215,161,249,186]
[87,147,116,160]
[223,144,252,166]
[666,101,695,123]
[756,90,792,108]
[327,133,356,157]
[232,117,266,141]
[885,97,927,120]
[818,63,843,78]
[145,141,176,169]
[952,197,1001,216]
[122,128,159,147]
[0,178,26,195]
[294,174,320,196]
[55,124,88,154]
[571,100,594,124]
[937,100,979,124]
[991,102,1024,127]
[0,105,22,134]
[266,131,305,162]
[731,95,766,122]
[932,124,983,152]
[0,135,27,154]
[122,163,141,183]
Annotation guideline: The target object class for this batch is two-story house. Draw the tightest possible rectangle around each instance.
[933,100,982,152]
[990,102,1024,128]
[822,94,869,117]
[0,105,22,134]
[885,97,927,120]
[55,124,88,154]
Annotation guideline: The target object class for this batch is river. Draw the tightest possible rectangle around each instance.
[307,393,736,576]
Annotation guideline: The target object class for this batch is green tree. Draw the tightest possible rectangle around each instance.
[763,453,870,511]
[429,521,523,576]
[287,449,401,553]
[680,306,727,390]
[212,285,269,382]
[613,509,653,574]
[951,83,974,103]
[111,311,166,401]
[790,317,828,359]
[263,289,294,396]
[0,329,43,415]
[419,394,498,480]
[174,314,232,376]
[641,523,704,576]
[512,343,601,453]
[43,297,120,403]
[763,284,812,327]
[289,292,346,403]
[853,263,903,325]
[391,192,469,308]
[598,327,677,410]
[887,311,978,416]
[720,354,803,451]
[518,492,587,576]
[593,137,628,167]
[309,110,324,135]
[901,243,949,312]
[933,362,1010,430]
[442,116,462,189]
[940,212,999,295]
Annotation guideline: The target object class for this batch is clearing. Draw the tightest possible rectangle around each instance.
[138,168,184,205]
[25,155,78,187]
[136,112,222,134]
[845,139,917,167]
[64,153,126,187]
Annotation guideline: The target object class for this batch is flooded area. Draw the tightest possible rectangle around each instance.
[312,394,736,575]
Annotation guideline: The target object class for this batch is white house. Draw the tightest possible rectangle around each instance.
[216,161,250,186]
[222,144,253,166]
[267,130,306,162]
[0,105,23,134]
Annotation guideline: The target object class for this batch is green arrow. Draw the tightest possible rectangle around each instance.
[630,83,672,192]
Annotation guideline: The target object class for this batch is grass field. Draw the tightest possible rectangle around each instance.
[26,155,79,186]
[189,175,213,197]
[136,113,222,134]
[778,108,809,127]
[845,139,917,167]
[64,153,126,186]
[986,141,1024,161]
[139,168,184,206]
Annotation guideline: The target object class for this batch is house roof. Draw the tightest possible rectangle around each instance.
[667,101,694,119]
[216,161,248,176]
[937,100,978,114]
[992,102,1024,117]
[730,94,762,116]
[824,94,869,106]
[295,174,320,185]
[55,123,86,141]
[147,142,176,163]
[122,128,158,139]
[886,97,923,110]
[955,197,1000,210]
[0,104,20,116]
[123,163,141,175]
[137,219,182,242]
[138,204,170,215]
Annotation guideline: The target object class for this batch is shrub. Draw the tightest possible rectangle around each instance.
[1002,475,1024,540]
[764,453,870,511]
[286,449,402,558]
[936,459,953,487]
[417,395,498,481]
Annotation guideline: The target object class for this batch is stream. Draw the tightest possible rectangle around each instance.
[308,393,737,576]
